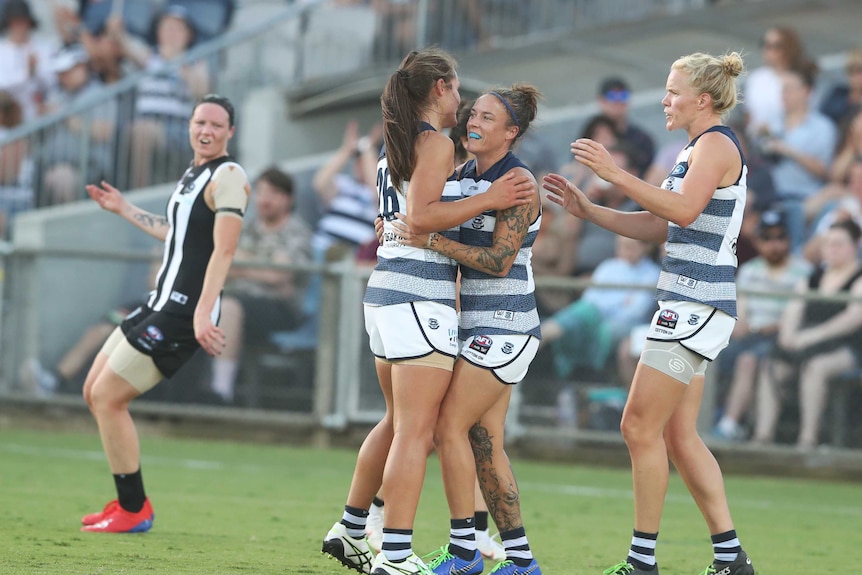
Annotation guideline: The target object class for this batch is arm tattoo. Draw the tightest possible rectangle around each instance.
[469,423,522,531]
[133,212,168,230]
[432,202,534,275]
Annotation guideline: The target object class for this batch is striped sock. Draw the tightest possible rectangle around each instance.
[628,530,658,570]
[500,526,533,567]
[448,517,477,560]
[712,529,741,564]
[340,505,368,539]
[382,528,413,562]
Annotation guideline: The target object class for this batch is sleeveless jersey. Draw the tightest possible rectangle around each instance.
[363,124,461,308]
[656,125,747,317]
[147,156,244,320]
[458,151,542,339]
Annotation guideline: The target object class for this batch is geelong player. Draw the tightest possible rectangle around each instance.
[544,52,756,575]
[80,94,250,533]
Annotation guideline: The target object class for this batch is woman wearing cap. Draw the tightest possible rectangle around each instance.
[80,94,250,534]
[0,0,55,121]
[545,51,756,575]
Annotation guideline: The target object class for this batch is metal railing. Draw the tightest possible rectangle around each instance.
[1,244,859,450]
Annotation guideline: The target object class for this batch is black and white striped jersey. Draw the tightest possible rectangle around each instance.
[147,155,241,320]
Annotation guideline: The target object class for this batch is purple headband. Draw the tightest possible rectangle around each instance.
[489,91,519,128]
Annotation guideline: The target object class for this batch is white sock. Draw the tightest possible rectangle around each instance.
[210,359,238,401]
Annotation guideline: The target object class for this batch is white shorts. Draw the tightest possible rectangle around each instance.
[645,300,735,361]
[459,334,540,384]
[364,301,459,361]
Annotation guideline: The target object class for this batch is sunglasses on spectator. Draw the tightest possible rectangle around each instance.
[603,89,630,103]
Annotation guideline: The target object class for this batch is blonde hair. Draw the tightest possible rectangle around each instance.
[672,52,745,118]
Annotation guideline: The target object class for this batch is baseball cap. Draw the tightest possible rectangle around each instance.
[599,76,631,102]
[51,45,88,74]
[758,209,788,235]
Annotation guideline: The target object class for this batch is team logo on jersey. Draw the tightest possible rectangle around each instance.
[688,314,700,326]
[657,309,679,329]
[676,275,698,289]
[170,291,189,305]
[145,325,164,342]
[428,318,440,330]
[469,335,493,354]
[501,342,514,354]
[670,162,687,177]
[471,216,484,230]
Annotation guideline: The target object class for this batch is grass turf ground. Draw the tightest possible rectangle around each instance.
[0,428,858,574]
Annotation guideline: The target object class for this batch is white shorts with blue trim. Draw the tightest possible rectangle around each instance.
[459,334,540,384]
[645,300,735,361]
[364,301,459,361]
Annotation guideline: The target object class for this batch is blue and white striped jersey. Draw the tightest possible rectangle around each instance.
[364,125,461,308]
[656,125,747,318]
[458,151,542,340]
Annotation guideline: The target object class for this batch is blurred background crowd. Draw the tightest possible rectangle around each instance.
[1,0,861,452]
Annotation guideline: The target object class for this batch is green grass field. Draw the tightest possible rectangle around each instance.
[0,428,858,575]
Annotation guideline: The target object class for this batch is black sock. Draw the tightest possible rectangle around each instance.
[113,468,146,513]
[474,511,489,532]
[372,496,385,508]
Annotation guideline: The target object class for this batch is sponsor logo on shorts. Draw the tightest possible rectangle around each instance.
[676,275,698,289]
[657,309,678,329]
[494,309,515,321]
[668,357,686,374]
[688,314,700,326]
[428,318,439,330]
[146,325,164,341]
[170,290,189,305]
[471,216,484,230]
[501,342,514,354]
[469,335,492,354]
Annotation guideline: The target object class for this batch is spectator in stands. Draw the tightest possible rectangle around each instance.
[744,26,808,140]
[752,219,862,449]
[763,64,838,252]
[40,44,118,205]
[827,108,862,186]
[311,119,380,260]
[107,5,210,188]
[0,90,33,239]
[557,114,621,190]
[595,76,655,176]
[819,47,862,131]
[209,167,313,403]
[531,194,578,318]
[53,4,131,86]
[712,210,811,442]
[569,142,641,276]
[803,158,862,265]
[0,0,56,122]
[19,299,146,396]
[539,235,660,384]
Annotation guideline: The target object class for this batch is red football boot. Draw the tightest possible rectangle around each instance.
[82,498,154,526]
[81,498,154,533]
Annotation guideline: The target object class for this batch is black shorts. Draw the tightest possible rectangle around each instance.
[120,306,201,378]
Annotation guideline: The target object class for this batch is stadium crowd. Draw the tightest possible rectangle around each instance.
[3,0,862,452]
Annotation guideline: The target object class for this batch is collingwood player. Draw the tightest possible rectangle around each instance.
[80,94,249,533]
